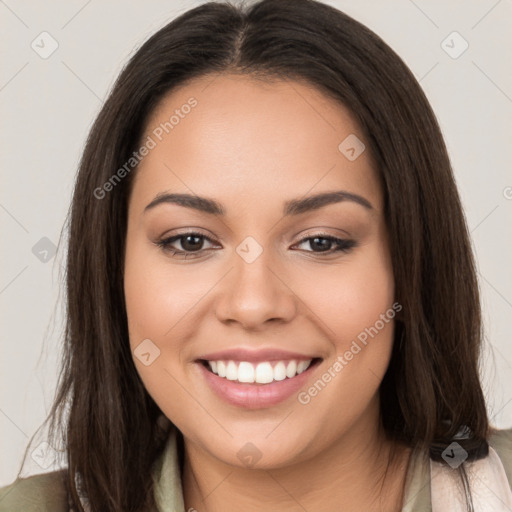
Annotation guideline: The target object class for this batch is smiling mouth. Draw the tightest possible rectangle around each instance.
[198,357,323,385]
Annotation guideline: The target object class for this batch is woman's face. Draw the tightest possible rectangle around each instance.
[124,73,396,469]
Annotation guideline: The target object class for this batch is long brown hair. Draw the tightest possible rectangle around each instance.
[17,0,489,509]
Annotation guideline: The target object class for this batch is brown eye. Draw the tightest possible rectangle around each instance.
[156,232,217,258]
[294,235,356,255]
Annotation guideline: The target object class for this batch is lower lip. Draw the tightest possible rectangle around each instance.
[196,360,321,409]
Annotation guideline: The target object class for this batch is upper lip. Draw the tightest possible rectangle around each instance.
[197,348,320,363]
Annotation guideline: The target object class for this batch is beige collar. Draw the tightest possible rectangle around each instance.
[152,427,186,512]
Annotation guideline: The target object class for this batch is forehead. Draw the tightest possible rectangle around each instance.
[130,73,382,215]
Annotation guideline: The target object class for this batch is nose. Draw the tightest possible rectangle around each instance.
[214,251,298,331]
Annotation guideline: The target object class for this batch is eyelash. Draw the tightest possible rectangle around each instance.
[155,231,356,259]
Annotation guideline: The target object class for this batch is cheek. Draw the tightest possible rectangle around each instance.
[123,235,183,402]
[123,239,191,420]
[124,238,200,343]
[123,236,213,399]
[308,240,396,395]
[332,263,394,343]
[307,244,395,348]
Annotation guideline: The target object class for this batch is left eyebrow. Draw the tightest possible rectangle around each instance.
[283,190,373,215]
[143,190,374,216]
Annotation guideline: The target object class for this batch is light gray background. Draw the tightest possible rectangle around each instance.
[1,0,511,486]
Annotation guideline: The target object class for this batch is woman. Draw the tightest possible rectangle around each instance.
[1,0,511,510]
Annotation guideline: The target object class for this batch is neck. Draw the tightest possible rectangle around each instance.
[181,408,411,512]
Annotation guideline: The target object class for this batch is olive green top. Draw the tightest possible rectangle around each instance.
[1,428,511,511]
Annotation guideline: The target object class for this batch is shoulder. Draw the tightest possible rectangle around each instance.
[488,427,512,487]
[0,469,69,512]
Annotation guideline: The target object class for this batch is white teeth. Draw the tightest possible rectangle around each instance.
[273,362,287,381]
[226,361,238,380]
[216,361,226,377]
[286,360,297,378]
[297,361,310,374]
[206,359,313,384]
[238,362,255,383]
[255,362,274,384]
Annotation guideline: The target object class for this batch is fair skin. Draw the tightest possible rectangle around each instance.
[124,73,411,511]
